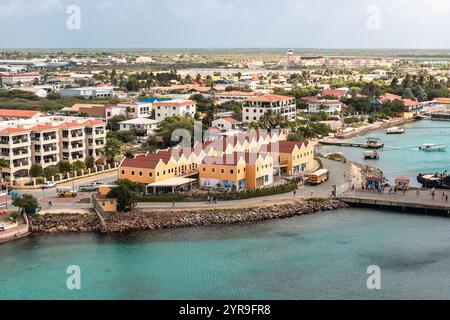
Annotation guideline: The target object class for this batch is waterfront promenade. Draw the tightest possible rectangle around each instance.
[339,188,450,214]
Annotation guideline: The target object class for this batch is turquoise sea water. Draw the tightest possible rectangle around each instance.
[2,119,450,300]
[3,208,450,299]
[319,120,450,186]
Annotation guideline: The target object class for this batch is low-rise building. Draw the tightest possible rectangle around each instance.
[60,86,115,99]
[215,91,261,103]
[0,73,42,86]
[117,102,153,118]
[119,118,159,140]
[307,99,343,114]
[0,109,47,121]
[154,99,197,121]
[211,117,241,132]
[243,94,296,123]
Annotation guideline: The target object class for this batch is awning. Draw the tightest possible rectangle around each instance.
[146,177,196,188]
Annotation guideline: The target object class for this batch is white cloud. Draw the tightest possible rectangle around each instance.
[0,0,62,17]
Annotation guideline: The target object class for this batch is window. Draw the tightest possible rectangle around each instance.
[131,171,135,176]
[230,169,234,174]
[149,172,152,177]
[221,168,225,174]
[238,169,240,174]
[157,172,160,177]
[139,171,143,176]
[121,170,125,175]
[212,168,216,173]
[202,167,206,172]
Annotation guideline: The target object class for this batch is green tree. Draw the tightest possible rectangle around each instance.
[85,156,95,170]
[0,158,10,178]
[72,160,85,172]
[105,137,122,163]
[152,116,195,148]
[107,180,140,212]
[107,115,127,131]
[57,161,72,173]
[43,165,59,180]
[29,164,44,178]
[402,88,416,100]
[12,194,39,214]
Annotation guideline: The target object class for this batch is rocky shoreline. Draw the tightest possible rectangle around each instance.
[30,199,349,234]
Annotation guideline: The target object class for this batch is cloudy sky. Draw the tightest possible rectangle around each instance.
[1,0,449,48]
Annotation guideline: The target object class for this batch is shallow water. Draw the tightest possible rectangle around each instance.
[2,208,450,300]
[319,120,450,186]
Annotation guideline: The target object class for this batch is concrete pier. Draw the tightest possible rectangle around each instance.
[339,189,450,215]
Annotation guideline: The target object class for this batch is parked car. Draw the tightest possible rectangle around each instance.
[42,181,56,189]
[78,184,100,192]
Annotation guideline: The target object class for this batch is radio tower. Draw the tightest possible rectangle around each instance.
[286,49,294,69]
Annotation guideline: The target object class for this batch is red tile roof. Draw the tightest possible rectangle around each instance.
[244,94,294,103]
[0,127,30,134]
[0,109,46,118]
[154,100,196,107]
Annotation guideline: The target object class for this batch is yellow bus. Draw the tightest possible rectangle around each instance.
[308,169,329,185]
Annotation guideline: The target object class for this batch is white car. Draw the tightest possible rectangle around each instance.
[42,181,57,189]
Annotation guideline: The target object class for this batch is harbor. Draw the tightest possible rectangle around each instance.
[339,189,450,216]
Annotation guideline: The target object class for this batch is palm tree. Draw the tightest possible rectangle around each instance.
[0,158,10,183]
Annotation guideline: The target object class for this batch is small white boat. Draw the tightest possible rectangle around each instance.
[419,144,448,151]
[386,127,405,134]
[363,150,380,160]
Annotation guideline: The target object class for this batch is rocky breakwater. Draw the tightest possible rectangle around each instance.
[100,199,348,233]
[349,160,383,185]
[30,213,101,233]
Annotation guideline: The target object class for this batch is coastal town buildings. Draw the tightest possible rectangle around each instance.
[243,94,296,123]
[118,130,314,193]
[0,114,106,181]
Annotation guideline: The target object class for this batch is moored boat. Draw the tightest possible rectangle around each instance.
[386,127,405,134]
[363,150,379,160]
[419,144,448,151]
[417,172,450,188]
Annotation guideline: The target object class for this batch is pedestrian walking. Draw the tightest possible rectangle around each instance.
[172,201,175,208]
[48,200,52,208]
[293,189,297,197]
[446,194,449,202]
[432,189,435,200]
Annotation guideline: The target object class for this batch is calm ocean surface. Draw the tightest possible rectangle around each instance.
[2,120,450,300]
[2,208,450,300]
[319,119,450,186]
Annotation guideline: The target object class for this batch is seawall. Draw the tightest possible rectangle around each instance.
[30,199,349,234]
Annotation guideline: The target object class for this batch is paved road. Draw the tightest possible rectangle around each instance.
[9,158,351,212]
[6,171,119,211]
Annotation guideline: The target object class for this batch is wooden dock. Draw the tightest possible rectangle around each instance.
[319,140,384,149]
[338,190,450,216]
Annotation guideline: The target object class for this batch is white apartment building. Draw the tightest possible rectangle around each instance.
[154,99,197,121]
[117,102,153,118]
[243,94,296,123]
[307,99,343,114]
[0,116,107,181]
[60,86,115,99]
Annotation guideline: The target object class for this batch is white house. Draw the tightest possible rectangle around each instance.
[211,117,241,132]
[308,99,343,114]
[154,99,197,121]
[119,118,158,141]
